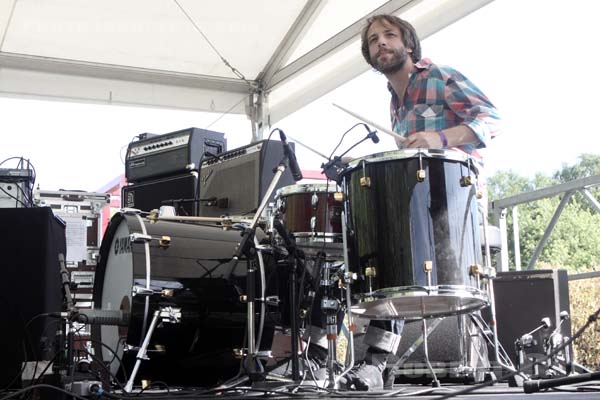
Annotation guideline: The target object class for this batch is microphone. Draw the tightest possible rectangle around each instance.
[71,309,130,326]
[362,123,379,143]
[278,130,303,181]
[368,129,380,143]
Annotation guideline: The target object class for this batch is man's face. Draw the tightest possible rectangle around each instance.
[366,20,410,74]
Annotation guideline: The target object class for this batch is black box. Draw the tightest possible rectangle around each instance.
[122,173,199,216]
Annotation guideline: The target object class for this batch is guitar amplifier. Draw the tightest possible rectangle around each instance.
[122,173,199,216]
[198,140,295,217]
[125,127,226,183]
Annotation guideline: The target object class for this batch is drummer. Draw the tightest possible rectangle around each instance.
[347,14,501,390]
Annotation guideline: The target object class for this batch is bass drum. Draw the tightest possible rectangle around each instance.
[343,149,488,320]
[92,212,280,387]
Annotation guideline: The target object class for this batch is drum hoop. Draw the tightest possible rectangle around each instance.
[276,182,339,197]
[344,149,479,174]
[356,285,489,302]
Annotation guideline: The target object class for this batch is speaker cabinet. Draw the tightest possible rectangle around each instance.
[0,208,65,387]
[490,269,571,371]
[198,140,295,217]
[122,173,198,216]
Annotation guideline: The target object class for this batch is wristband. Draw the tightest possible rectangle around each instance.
[437,130,448,148]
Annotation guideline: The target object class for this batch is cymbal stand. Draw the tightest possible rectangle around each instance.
[124,306,181,393]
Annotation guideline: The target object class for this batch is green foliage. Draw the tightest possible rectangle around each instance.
[488,154,600,271]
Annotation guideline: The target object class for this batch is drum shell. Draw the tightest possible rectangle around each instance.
[343,150,484,319]
[277,184,342,238]
[92,213,279,386]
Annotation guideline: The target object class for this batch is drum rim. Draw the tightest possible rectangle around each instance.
[355,284,488,300]
[352,285,489,319]
[344,149,479,174]
[276,182,339,196]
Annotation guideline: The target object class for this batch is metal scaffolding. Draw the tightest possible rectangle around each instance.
[489,175,600,272]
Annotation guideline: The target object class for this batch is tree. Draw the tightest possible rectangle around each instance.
[487,154,600,272]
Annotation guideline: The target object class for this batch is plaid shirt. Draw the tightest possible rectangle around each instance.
[390,58,500,161]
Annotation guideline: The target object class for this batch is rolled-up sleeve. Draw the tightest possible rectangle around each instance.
[445,71,501,148]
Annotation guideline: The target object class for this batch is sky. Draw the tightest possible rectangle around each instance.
[2,0,599,192]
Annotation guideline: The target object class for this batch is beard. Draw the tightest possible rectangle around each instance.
[372,47,409,74]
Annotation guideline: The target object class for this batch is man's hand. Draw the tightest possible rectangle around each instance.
[404,131,443,149]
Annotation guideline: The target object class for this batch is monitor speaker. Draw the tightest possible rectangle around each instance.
[121,173,198,216]
[488,269,571,371]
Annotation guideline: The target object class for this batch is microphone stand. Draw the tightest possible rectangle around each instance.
[224,158,296,381]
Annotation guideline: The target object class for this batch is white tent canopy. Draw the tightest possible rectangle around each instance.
[0,0,492,140]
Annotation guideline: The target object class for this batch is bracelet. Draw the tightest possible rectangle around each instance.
[437,130,448,148]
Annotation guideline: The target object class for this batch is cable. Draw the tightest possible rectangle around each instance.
[0,384,90,400]
[328,123,369,160]
[173,0,252,87]
[74,337,129,385]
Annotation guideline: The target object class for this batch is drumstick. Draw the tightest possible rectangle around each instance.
[332,103,406,142]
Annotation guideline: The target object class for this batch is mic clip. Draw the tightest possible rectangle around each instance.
[321,156,346,184]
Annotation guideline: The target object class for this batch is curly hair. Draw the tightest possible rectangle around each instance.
[360,14,421,67]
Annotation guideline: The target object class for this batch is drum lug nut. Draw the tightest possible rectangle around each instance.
[232,348,245,359]
[470,264,482,276]
[159,235,171,248]
[265,295,280,306]
[365,267,377,277]
[299,309,308,319]
[239,295,248,303]
[416,169,426,182]
[333,192,345,202]
[360,177,371,187]
[460,175,473,186]
[423,261,433,272]
[161,289,174,298]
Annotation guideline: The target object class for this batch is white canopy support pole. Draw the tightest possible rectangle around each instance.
[248,88,268,142]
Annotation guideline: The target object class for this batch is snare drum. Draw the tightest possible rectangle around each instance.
[92,212,281,387]
[343,149,487,320]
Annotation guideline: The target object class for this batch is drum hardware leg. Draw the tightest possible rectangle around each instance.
[388,317,444,381]
[469,311,520,380]
[334,211,356,386]
[421,317,441,387]
[242,260,267,381]
[320,262,341,388]
[124,306,181,393]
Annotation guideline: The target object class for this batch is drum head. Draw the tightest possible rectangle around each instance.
[352,285,489,320]
[98,217,135,376]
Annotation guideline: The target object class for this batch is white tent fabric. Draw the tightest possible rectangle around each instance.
[0,0,493,139]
